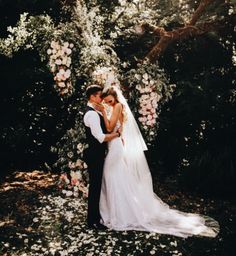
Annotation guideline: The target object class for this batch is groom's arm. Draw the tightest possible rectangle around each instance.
[84,111,119,143]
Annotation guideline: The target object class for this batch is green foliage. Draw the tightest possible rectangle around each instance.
[0,0,235,197]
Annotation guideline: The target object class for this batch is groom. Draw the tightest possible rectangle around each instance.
[83,85,120,229]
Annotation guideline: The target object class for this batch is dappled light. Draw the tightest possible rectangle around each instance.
[0,0,235,255]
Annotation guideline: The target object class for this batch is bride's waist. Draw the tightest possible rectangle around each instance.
[108,137,122,147]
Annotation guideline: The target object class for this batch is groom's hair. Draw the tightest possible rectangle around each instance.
[86,85,102,99]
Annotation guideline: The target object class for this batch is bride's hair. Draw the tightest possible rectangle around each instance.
[102,86,128,122]
[101,87,119,102]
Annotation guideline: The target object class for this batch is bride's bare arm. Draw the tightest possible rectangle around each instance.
[102,103,122,132]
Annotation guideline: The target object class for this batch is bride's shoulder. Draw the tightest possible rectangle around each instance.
[114,102,122,110]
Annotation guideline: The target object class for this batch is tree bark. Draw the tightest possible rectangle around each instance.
[143,0,224,62]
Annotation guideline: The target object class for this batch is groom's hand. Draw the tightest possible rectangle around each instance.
[94,103,105,112]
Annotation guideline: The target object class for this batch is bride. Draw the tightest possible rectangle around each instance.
[95,85,219,238]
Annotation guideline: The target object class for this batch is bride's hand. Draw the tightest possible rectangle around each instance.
[94,103,105,113]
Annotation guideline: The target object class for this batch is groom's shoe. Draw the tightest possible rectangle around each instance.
[88,223,107,230]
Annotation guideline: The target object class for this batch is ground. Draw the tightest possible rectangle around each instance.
[0,170,235,256]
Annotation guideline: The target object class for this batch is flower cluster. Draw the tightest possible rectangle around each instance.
[0,13,34,57]
[92,66,121,89]
[47,41,74,96]
[0,13,54,58]
[127,62,176,143]
[58,168,88,198]
[135,73,162,140]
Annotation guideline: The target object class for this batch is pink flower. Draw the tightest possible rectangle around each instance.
[71,178,78,186]
[58,82,66,88]
[55,59,62,65]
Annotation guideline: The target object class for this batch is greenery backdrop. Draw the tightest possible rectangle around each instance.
[0,0,235,196]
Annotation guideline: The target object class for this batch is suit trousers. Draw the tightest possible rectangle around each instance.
[87,159,104,225]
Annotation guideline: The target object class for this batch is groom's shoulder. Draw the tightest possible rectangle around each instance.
[85,106,97,115]
[84,107,98,120]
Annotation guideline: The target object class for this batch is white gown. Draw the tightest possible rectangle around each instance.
[99,120,219,238]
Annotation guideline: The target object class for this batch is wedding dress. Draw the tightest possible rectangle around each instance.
[99,87,219,238]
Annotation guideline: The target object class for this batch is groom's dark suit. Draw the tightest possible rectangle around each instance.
[83,106,107,226]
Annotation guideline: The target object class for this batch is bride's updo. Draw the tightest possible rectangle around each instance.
[101,87,119,102]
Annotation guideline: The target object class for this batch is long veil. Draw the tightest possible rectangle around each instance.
[108,86,219,238]
[112,86,152,184]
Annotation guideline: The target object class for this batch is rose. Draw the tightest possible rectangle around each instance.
[65,69,71,79]
[55,59,62,65]
[66,48,72,55]
[62,57,68,65]
[58,82,66,88]
[66,191,73,197]
[143,73,149,80]
[71,178,78,186]
[50,41,56,48]
[63,42,69,48]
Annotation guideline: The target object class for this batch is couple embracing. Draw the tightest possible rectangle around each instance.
[83,85,219,238]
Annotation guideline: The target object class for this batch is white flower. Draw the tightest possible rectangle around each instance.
[65,69,71,78]
[110,32,118,38]
[50,41,56,49]
[66,191,73,197]
[58,82,66,88]
[69,43,74,48]
[62,189,67,194]
[143,73,149,80]
[134,74,141,80]
[57,50,63,56]
[63,42,69,48]
[47,49,52,55]
[55,59,62,65]
[66,48,72,55]
[73,192,79,197]
[134,25,144,35]
[59,68,65,74]
[55,42,60,50]
[142,79,148,85]
[62,57,68,65]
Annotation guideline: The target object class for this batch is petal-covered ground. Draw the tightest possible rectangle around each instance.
[0,171,235,256]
